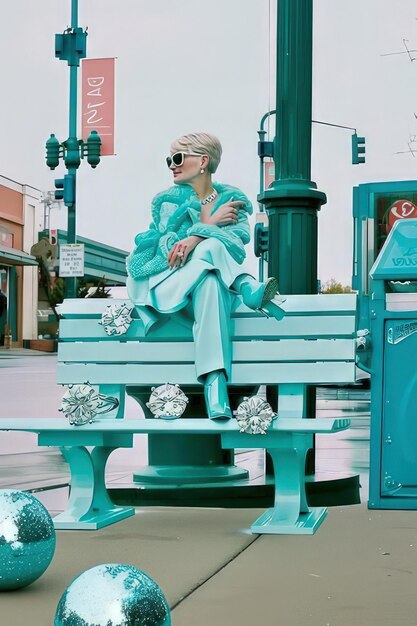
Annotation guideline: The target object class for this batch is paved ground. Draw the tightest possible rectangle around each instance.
[2,350,406,626]
[2,503,417,626]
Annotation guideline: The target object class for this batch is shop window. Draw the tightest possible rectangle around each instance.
[0,228,13,248]
[0,267,7,293]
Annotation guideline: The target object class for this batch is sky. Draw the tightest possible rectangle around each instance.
[1,0,417,286]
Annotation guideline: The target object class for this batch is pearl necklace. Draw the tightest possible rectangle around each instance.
[200,190,218,205]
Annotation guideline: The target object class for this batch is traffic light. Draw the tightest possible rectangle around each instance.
[54,174,75,207]
[352,133,366,165]
[45,134,60,170]
[55,28,87,64]
[63,137,81,169]
[86,130,102,168]
[54,178,64,201]
[254,223,269,257]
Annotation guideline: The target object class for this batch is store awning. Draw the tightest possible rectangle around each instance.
[0,244,38,267]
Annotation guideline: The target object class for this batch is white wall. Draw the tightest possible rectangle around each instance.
[22,185,43,340]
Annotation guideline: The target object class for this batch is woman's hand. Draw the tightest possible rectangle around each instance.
[201,200,245,226]
[168,236,203,269]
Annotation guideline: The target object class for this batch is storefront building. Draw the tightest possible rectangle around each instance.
[0,176,42,346]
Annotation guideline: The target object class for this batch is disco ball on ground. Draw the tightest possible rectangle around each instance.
[0,489,56,590]
[54,563,171,626]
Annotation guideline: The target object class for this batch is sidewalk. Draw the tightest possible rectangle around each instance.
[0,347,56,357]
[171,503,417,626]
[1,503,416,625]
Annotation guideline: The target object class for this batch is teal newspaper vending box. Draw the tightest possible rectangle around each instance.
[368,219,417,509]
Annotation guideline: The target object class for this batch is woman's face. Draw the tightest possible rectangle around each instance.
[168,151,208,185]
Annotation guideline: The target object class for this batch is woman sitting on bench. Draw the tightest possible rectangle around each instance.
[126,132,285,420]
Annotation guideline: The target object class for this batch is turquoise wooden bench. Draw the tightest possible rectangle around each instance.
[1,293,358,535]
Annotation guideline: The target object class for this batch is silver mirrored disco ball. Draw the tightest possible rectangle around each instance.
[54,563,171,626]
[0,490,56,590]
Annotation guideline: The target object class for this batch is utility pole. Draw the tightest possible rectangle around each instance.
[45,0,101,298]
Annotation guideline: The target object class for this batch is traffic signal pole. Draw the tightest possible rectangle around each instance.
[66,1,79,299]
[45,0,101,298]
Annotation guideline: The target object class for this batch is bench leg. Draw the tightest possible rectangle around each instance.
[53,446,135,530]
[251,445,327,535]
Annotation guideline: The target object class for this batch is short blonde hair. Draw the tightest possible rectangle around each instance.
[170,132,222,174]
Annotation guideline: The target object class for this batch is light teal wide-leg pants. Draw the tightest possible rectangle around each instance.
[127,238,244,382]
[190,272,233,382]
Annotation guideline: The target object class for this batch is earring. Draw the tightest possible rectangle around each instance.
[200,169,205,174]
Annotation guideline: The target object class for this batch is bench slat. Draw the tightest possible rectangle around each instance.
[57,361,356,385]
[57,294,357,318]
[59,315,356,341]
[59,318,189,341]
[58,339,356,363]
[0,417,350,435]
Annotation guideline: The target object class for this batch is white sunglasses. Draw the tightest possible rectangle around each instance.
[166,151,205,168]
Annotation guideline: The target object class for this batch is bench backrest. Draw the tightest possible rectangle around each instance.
[56,294,358,387]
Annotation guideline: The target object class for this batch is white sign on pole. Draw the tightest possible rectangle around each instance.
[59,244,85,277]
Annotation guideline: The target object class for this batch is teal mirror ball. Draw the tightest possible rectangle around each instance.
[0,490,56,590]
[54,564,171,626]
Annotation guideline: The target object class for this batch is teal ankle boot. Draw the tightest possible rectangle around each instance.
[204,370,232,420]
[233,275,286,321]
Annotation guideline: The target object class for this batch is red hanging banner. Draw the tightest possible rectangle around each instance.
[81,58,115,156]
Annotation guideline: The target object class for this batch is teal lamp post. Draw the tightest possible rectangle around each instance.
[257,0,327,475]
[45,0,102,298]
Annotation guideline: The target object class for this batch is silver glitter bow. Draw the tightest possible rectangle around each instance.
[234,395,277,434]
[60,383,119,426]
[146,383,189,420]
[99,302,133,336]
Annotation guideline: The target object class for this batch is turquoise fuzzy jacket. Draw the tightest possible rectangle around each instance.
[127,182,253,279]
